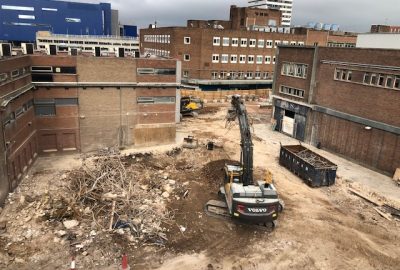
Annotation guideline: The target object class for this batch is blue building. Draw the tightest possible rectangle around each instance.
[0,0,117,42]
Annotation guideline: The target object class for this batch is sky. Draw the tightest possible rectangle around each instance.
[67,0,400,32]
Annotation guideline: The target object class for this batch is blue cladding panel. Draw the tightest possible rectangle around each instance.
[0,0,112,42]
[122,25,138,37]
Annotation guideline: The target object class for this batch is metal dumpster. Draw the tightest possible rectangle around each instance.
[279,145,338,187]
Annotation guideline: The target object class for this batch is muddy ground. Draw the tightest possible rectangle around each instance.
[0,103,399,270]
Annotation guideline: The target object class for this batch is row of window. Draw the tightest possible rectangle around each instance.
[137,96,176,104]
[143,34,171,44]
[327,42,356,48]
[3,99,34,126]
[279,85,305,98]
[334,68,400,90]
[281,63,308,79]
[137,68,176,76]
[211,54,276,65]
[0,67,29,85]
[211,37,304,48]
[37,39,137,46]
[143,48,171,57]
[210,71,274,80]
[1,5,57,12]
[34,98,78,116]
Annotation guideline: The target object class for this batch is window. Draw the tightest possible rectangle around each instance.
[256,55,263,64]
[249,39,256,47]
[137,68,176,75]
[212,54,219,63]
[2,112,15,127]
[222,37,230,46]
[15,107,24,118]
[246,71,253,79]
[221,54,229,63]
[282,41,289,45]
[184,37,191,44]
[395,76,400,89]
[371,74,377,85]
[220,71,227,79]
[0,73,7,82]
[282,63,308,79]
[240,38,247,47]
[386,76,393,88]
[298,42,305,46]
[258,39,265,48]
[238,72,244,79]
[42,8,58,11]
[34,99,56,116]
[239,55,246,64]
[137,97,175,104]
[137,68,154,75]
[1,5,34,11]
[265,56,271,64]
[290,41,297,45]
[183,70,189,78]
[266,40,273,48]
[184,54,190,61]
[11,70,19,78]
[65,18,81,23]
[363,73,370,84]
[231,38,239,47]
[211,72,218,79]
[255,71,261,79]
[55,98,78,106]
[18,15,35,20]
[213,37,220,46]
[230,54,237,63]
[378,75,385,86]
[273,56,276,64]
[274,40,281,48]
[248,55,254,64]
[280,86,305,98]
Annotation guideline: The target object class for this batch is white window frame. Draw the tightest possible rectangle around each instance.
[240,38,247,47]
[184,54,190,61]
[231,38,239,47]
[298,42,305,46]
[183,70,189,78]
[184,37,191,44]
[248,55,254,64]
[18,15,35,20]
[230,54,237,64]
[258,39,265,48]
[273,56,276,64]
[274,40,281,48]
[290,41,297,45]
[239,55,246,64]
[221,54,229,64]
[222,37,230,47]
[249,39,256,48]
[265,56,271,64]
[256,55,263,64]
[213,37,220,46]
[212,54,220,63]
[266,40,273,48]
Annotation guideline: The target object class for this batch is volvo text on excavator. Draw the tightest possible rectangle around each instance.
[205,95,283,227]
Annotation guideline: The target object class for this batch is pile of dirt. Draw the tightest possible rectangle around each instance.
[200,106,220,115]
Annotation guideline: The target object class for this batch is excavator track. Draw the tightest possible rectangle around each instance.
[204,199,277,230]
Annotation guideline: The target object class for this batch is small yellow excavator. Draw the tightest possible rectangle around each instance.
[180,96,203,117]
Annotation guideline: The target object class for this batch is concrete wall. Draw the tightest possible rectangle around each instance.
[356,34,400,49]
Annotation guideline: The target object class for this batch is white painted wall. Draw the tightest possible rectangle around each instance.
[356,34,400,49]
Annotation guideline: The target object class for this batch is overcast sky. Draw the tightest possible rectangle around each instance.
[68,0,400,32]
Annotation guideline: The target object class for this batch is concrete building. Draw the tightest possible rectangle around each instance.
[0,53,180,204]
[248,0,293,26]
[0,0,137,43]
[272,46,400,175]
[140,5,357,90]
[36,31,139,56]
[356,33,400,50]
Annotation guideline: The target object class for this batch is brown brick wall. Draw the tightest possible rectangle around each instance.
[77,57,137,83]
[274,46,315,102]
[311,111,400,175]
[315,47,400,127]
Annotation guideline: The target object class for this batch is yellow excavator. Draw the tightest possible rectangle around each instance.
[205,95,284,227]
[180,96,203,117]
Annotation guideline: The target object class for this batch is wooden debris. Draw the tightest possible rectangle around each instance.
[348,188,383,206]
[374,207,392,221]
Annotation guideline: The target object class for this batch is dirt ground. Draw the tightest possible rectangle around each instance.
[0,103,399,270]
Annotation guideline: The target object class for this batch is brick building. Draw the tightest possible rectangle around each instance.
[370,24,400,33]
[0,53,180,204]
[140,5,357,90]
[272,46,400,175]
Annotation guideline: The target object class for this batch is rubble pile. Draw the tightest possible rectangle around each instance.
[67,154,175,245]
